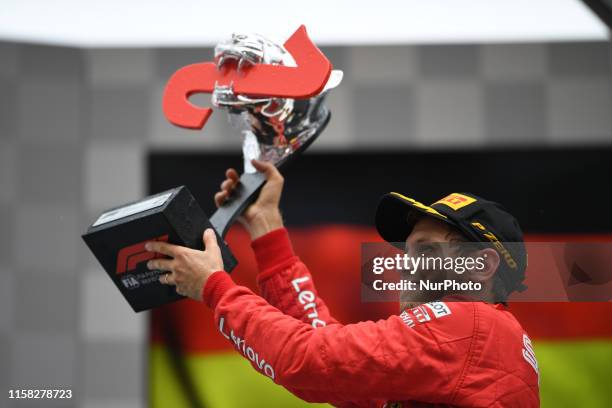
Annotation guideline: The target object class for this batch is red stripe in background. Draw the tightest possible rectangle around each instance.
[150,226,612,354]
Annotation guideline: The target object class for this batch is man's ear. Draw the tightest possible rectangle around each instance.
[469,248,500,283]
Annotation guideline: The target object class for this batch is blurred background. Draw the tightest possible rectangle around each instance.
[1,1,612,407]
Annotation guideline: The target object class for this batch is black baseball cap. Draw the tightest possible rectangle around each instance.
[375,192,527,293]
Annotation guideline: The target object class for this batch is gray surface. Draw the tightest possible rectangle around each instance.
[419,45,480,78]
[353,84,416,144]
[0,268,15,333]
[15,273,78,332]
[15,205,80,271]
[0,333,8,400]
[549,42,610,77]
[155,47,212,80]
[548,78,612,142]
[415,79,484,147]
[0,203,14,265]
[89,86,150,141]
[86,49,155,87]
[0,142,17,204]
[17,78,82,145]
[17,145,83,204]
[0,43,19,77]
[82,340,144,400]
[11,333,77,387]
[482,44,547,80]
[0,78,17,140]
[84,142,144,210]
[485,82,547,144]
[349,46,418,84]
[20,44,82,78]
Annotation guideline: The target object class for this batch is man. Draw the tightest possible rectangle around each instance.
[145,160,540,407]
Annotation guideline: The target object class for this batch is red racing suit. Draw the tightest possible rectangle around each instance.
[202,228,540,407]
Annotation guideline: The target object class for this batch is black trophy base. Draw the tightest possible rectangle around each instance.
[82,186,236,312]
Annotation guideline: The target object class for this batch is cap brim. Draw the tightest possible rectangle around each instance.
[375,192,459,244]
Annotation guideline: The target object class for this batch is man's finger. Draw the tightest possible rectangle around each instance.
[145,241,178,257]
[215,191,228,207]
[203,228,219,250]
[159,272,176,285]
[226,168,239,181]
[251,159,282,182]
[147,258,174,272]
[221,179,236,192]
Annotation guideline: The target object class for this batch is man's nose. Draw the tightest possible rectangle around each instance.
[404,243,417,258]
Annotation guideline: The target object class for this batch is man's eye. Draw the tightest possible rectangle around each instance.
[418,245,435,254]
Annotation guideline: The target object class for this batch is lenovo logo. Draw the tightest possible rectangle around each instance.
[116,235,168,274]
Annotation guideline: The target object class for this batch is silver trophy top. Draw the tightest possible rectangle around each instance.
[211,32,343,173]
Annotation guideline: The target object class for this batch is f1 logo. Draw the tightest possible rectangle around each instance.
[116,235,168,274]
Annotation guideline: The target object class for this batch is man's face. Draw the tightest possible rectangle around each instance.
[399,216,467,311]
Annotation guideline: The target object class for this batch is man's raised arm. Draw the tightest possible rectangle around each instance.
[215,160,338,326]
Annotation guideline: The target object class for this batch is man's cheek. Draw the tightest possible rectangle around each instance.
[400,270,416,281]
[431,266,449,280]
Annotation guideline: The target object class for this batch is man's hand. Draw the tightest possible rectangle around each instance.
[145,228,224,301]
[215,159,284,239]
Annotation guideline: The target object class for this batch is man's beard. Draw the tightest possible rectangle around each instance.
[399,294,442,313]
[399,300,423,312]
[398,268,446,313]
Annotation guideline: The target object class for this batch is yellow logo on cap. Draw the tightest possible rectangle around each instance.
[471,222,486,231]
[391,192,448,219]
[434,193,476,211]
[471,221,518,270]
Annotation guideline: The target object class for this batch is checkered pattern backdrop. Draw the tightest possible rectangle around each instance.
[0,39,611,407]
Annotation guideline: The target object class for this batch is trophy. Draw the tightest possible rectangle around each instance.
[82,26,343,311]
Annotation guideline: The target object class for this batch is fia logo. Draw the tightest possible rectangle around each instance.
[121,275,140,290]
